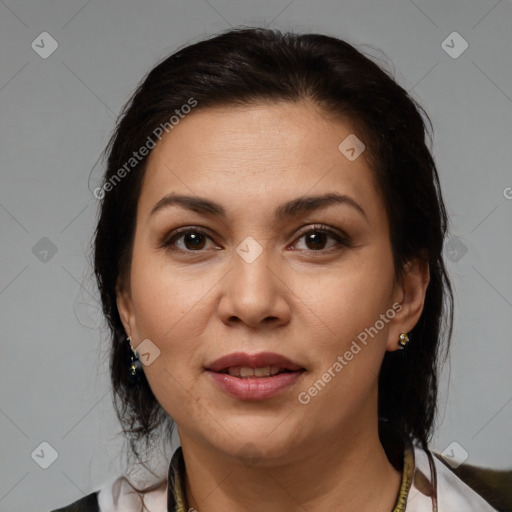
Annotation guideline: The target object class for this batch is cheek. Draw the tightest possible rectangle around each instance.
[295,261,394,418]
[130,238,209,334]
[297,244,395,350]
[129,258,205,421]
[128,248,208,376]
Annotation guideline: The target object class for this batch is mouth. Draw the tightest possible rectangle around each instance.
[205,351,305,374]
[204,351,306,400]
[217,366,300,378]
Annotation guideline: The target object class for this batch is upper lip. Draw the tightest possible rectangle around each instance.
[205,351,304,372]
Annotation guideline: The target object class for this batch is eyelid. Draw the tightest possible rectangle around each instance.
[293,223,349,242]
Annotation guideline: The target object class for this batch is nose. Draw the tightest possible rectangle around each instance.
[217,242,291,329]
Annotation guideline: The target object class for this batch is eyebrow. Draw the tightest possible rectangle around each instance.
[149,192,368,224]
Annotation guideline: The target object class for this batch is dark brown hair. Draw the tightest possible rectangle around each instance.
[92,26,453,497]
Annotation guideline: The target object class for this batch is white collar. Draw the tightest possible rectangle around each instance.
[408,446,497,511]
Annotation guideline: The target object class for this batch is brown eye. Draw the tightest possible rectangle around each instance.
[303,231,329,250]
[294,225,349,252]
[161,228,215,252]
[180,232,207,250]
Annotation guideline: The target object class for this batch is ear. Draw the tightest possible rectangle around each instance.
[116,282,136,341]
[386,257,430,352]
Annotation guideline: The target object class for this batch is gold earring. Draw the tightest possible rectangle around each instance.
[127,336,142,382]
[398,333,409,349]
[127,335,137,356]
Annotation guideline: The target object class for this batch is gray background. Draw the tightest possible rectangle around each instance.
[1,1,511,511]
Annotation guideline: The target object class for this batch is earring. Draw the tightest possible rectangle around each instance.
[127,336,142,383]
[398,333,410,349]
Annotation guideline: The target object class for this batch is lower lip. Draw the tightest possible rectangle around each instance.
[206,370,305,400]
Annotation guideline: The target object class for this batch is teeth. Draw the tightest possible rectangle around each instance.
[240,367,254,377]
[254,366,271,377]
[225,366,284,378]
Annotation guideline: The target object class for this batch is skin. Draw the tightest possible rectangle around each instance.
[117,100,430,511]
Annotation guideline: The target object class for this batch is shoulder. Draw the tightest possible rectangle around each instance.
[49,491,100,512]
[411,446,500,512]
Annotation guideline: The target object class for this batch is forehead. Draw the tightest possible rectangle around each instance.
[138,101,382,222]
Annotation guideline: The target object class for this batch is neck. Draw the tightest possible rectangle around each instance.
[178,419,402,512]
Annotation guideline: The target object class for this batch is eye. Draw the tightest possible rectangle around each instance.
[160,227,216,252]
[292,224,349,252]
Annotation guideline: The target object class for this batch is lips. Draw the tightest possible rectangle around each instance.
[204,351,306,400]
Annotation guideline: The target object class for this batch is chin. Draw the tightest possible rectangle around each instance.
[207,421,305,467]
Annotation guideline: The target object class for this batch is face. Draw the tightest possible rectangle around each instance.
[117,100,426,464]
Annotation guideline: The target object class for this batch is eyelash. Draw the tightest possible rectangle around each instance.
[159,224,350,255]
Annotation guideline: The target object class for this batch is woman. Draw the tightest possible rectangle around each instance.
[51,27,499,512]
